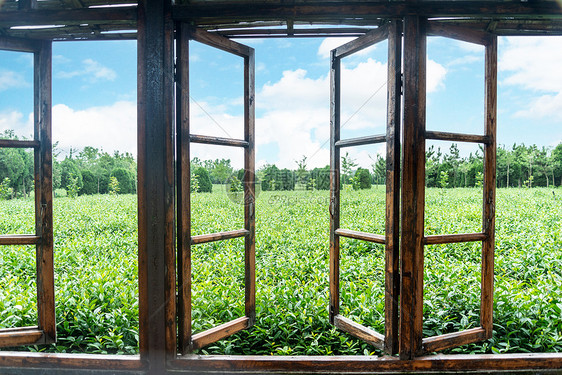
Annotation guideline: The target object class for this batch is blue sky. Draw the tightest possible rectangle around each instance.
[1,35,561,170]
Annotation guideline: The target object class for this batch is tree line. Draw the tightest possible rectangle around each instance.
[0,130,136,199]
[2,127,561,200]
[191,142,562,193]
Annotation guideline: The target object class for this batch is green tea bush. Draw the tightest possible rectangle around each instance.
[0,188,561,355]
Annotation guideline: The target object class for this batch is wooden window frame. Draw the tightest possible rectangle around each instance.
[0,36,55,348]
[329,22,402,355]
[1,4,562,373]
[175,24,256,354]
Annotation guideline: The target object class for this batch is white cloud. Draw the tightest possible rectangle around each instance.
[317,37,378,59]
[0,110,33,137]
[513,92,562,121]
[52,101,136,156]
[56,58,117,82]
[427,59,447,93]
[0,70,27,91]
[499,36,562,123]
[500,36,562,92]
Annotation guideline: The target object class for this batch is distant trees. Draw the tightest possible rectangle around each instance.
[2,125,562,202]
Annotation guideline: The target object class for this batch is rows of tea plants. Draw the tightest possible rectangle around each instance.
[0,187,561,354]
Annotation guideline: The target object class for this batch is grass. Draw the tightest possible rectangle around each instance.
[0,186,561,355]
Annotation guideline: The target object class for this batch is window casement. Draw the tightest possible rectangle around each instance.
[175,24,256,354]
[0,36,55,348]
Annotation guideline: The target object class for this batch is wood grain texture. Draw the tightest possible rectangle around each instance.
[0,139,40,148]
[400,15,426,360]
[0,328,45,348]
[384,19,401,356]
[191,317,249,350]
[190,229,249,245]
[335,228,385,244]
[176,22,192,356]
[481,36,497,339]
[171,352,562,373]
[424,232,487,245]
[0,36,40,52]
[189,134,249,148]
[0,352,144,370]
[425,131,491,145]
[136,0,175,370]
[35,40,56,345]
[329,48,341,324]
[334,134,386,148]
[0,235,41,245]
[189,26,252,57]
[333,25,388,59]
[423,327,486,353]
[334,315,384,350]
[244,46,256,326]
[426,22,493,46]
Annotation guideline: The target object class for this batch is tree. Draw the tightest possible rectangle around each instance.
[60,158,83,195]
[80,170,97,195]
[109,176,120,195]
[261,164,280,191]
[341,152,357,185]
[369,154,386,185]
[193,167,212,193]
[295,156,309,189]
[111,168,133,194]
[311,166,330,190]
[209,158,233,184]
[355,168,371,190]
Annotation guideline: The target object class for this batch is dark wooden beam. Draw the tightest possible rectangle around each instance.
[137,0,175,372]
[384,19,401,356]
[170,353,562,373]
[399,15,426,360]
[0,8,137,27]
[173,1,562,24]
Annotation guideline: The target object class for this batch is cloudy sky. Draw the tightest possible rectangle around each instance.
[0,34,561,170]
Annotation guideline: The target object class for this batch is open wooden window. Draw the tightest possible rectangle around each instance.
[175,25,256,354]
[329,21,402,355]
[398,20,498,358]
[0,37,55,347]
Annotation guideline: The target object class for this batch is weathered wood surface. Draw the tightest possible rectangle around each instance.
[400,15,426,360]
[426,22,493,46]
[176,22,192,356]
[191,229,249,245]
[174,2,562,23]
[137,0,175,371]
[384,19,401,356]
[189,134,249,148]
[481,36,497,339]
[423,327,486,354]
[171,353,562,373]
[334,315,385,350]
[0,36,40,52]
[0,328,45,348]
[0,352,144,371]
[191,317,250,351]
[329,47,341,325]
[0,8,138,26]
[424,232,487,245]
[0,139,40,148]
[0,235,41,245]
[35,39,56,345]
[335,228,385,244]
[333,25,388,59]
[334,134,386,148]
[425,131,491,145]
[189,26,252,57]
[243,44,256,326]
